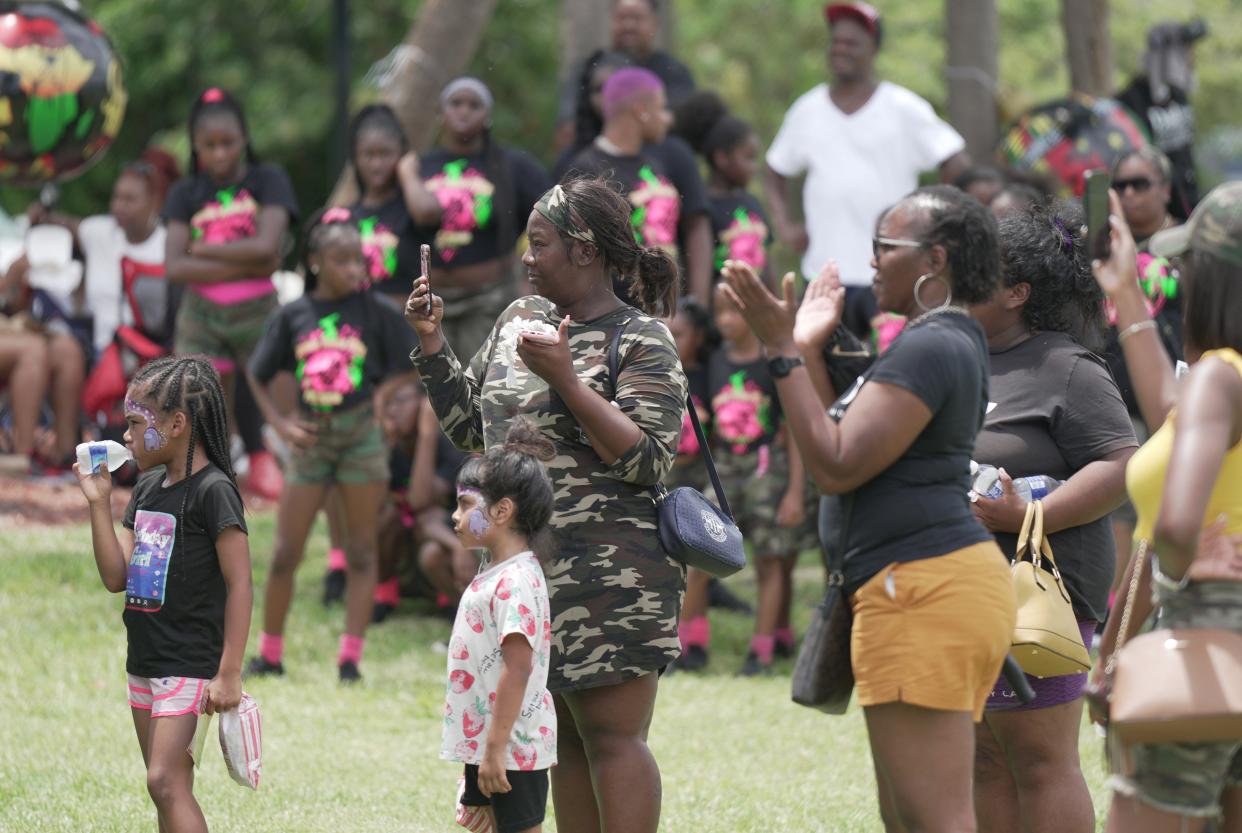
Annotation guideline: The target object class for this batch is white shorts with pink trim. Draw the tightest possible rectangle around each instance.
[127,674,207,717]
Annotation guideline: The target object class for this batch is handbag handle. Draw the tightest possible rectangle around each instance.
[607,323,736,523]
[1015,501,1038,564]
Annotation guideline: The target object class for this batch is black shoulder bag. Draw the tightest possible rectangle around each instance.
[607,324,746,578]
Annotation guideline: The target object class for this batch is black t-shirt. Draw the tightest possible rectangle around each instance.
[1117,78,1198,219]
[122,465,247,678]
[973,332,1138,621]
[163,163,299,244]
[350,195,418,298]
[708,190,772,273]
[413,145,550,269]
[830,312,994,593]
[249,292,417,414]
[706,349,781,455]
[389,435,469,504]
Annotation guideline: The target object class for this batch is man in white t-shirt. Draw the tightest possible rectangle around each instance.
[764,2,970,339]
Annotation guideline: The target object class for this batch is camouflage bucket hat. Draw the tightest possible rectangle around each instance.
[1150,181,1242,265]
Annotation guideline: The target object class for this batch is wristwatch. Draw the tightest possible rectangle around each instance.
[767,355,804,379]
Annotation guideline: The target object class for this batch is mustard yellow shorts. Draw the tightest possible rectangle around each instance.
[850,541,1016,721]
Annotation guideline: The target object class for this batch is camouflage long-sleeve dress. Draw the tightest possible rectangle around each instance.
[411,295,689,692]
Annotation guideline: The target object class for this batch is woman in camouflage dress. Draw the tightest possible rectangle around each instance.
[405,177,687,833]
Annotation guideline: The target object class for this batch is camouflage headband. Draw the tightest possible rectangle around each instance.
[535,185,596,245]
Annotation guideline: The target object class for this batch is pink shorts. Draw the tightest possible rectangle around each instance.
[127,674,208,717]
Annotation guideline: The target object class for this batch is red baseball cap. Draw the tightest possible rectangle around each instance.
[825,3,883,42]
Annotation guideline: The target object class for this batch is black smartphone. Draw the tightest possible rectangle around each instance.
[1083,170,1111,262]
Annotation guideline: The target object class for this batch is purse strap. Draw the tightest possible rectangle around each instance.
[1104,538,1150,678]
[607,323,736,522]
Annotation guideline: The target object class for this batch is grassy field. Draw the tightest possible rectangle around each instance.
[0,512,1112,832]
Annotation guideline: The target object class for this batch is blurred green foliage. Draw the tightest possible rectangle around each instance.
[3,0,1238,218]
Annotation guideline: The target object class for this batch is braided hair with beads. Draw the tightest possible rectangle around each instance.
[129,357,239,553]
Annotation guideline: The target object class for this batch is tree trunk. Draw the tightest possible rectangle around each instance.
[1061,0,1112,97]
[945,0,999,162]
[331,0,499,205]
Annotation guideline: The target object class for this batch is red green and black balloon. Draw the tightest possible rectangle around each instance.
[0,1,127,187]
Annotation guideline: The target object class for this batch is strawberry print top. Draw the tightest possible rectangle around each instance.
[441,552,557,771]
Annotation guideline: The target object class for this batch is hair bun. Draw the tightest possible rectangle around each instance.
[503,418,556,462]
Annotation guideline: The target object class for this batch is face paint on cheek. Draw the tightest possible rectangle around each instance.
[467,507,491,538]
[124,397,166,451]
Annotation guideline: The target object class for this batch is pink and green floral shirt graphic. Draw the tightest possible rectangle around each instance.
[294,312,368,411]
[442,553,556,771]
[356,215,399,285]
[711,369,774,455]
[427,159,495,262]
[630,165,681,258]
[714,206,768,272]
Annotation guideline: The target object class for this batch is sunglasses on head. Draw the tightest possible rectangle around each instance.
[1114,177,1154,194]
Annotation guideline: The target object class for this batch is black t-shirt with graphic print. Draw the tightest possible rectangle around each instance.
[350,194,419,298]
[706,349,782,456]
[412,145,550,269]
[708,189,772,274]
[122,464,247,679]
[564,138,709,299]
[163,163,300,245]
[248,292,417,414]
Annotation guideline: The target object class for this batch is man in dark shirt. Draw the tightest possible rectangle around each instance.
[555,0,695,150]
[1116,19,1208,220]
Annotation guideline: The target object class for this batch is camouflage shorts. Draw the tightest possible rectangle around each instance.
[439,281,514,367]
[712,445,818,558]
[286,403,388,486]
[1110,580,1242,817]
[174,289,277,374]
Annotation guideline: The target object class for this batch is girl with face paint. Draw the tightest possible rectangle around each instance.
[443,421,557,833]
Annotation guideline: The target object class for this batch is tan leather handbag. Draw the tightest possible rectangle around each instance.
[1109,523,1242,744]
[1010,501,1092,677]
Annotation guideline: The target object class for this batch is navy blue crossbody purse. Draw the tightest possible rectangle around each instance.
[607,324,746,578]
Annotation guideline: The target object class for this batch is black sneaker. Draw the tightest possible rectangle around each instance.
[323,569,346,607]
[737,651,771,678]
[372,602,396,624]
[675,644,709,672]
[707,579,753,614]
[775,638,796,659]
[245,655,284,678]
[339,660,362,684]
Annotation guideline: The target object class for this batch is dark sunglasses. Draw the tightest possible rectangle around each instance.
[1114,177,1154,194]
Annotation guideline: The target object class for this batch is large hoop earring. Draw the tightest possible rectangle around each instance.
[914,273,952,312]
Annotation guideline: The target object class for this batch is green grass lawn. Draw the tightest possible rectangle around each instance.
[0,512,1112,832]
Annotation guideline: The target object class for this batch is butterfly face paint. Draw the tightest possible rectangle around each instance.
[124,396,166,452]
[456,487,492,540]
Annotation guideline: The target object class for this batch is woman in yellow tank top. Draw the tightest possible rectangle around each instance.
[1091,182,1242,831]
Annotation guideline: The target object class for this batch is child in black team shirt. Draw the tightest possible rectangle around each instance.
[675,91,775,287]
[245,209,417,683]
[75,356,252,832]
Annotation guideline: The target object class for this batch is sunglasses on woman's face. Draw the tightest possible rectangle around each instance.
[1114,177,1154,194]
[872,236,925,258]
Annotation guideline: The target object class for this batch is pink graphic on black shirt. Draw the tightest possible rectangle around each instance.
[294,312,368,412]
[425,159,495,262]
[630,165,681,256]
[190,186,258,244]
[712,370,773,454]
[716,206,768,271]
[357,215,399,285]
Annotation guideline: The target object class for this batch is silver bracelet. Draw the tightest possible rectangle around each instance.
[1150,551,1191,592]
[1117,319,1158,343]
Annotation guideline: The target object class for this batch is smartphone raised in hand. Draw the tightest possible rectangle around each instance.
[1083,170,1112,262]
[420,243,432,314]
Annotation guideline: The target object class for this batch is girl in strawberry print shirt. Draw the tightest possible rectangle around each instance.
[442,420,557,833]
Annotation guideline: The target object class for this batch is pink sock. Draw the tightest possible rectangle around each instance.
[373,577,401,607]
[435,591,451,609]
[686,616,710,648]
[775,627,795,649]
[258,632,284,665]
[327,547,348,572]
[338,634,365,666]
[750,634,775,665]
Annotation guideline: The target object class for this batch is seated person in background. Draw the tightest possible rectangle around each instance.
[373,378,475,622]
